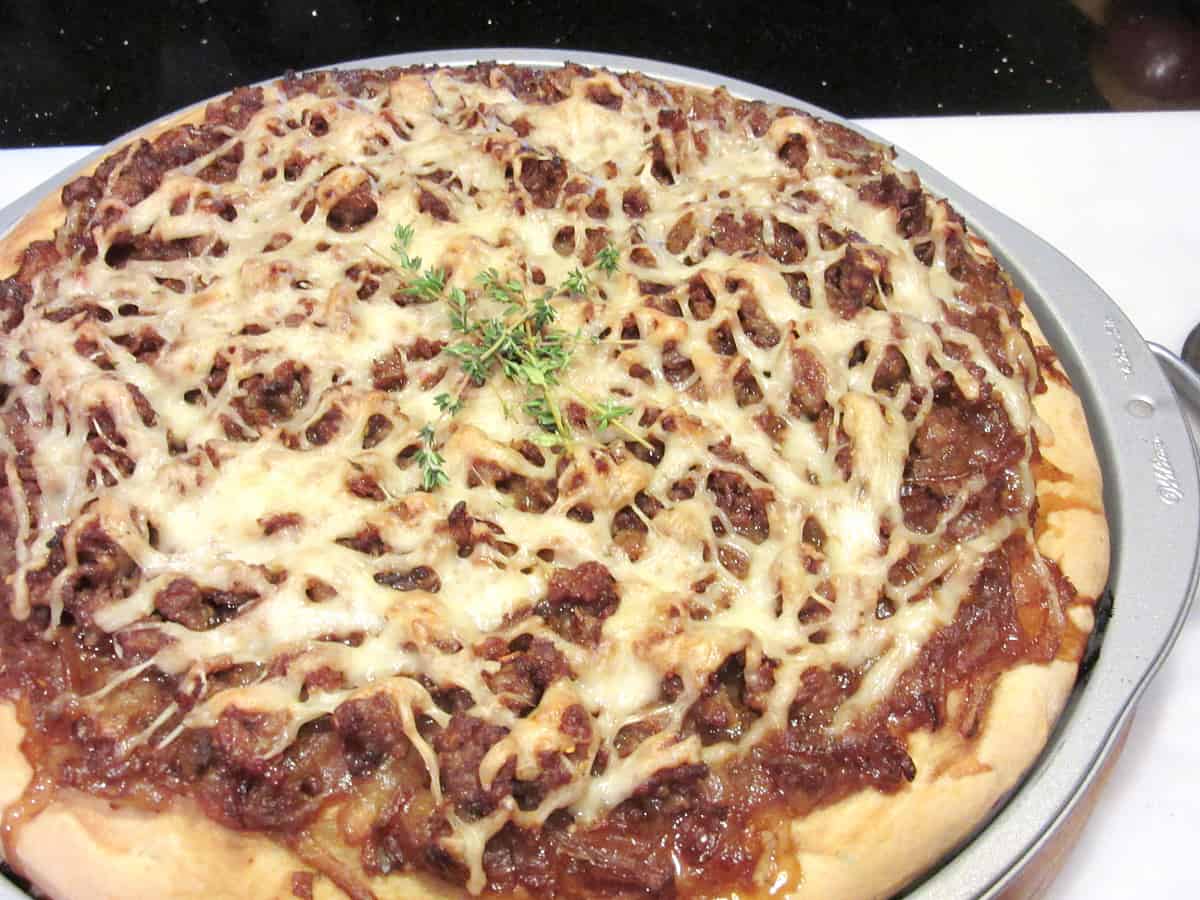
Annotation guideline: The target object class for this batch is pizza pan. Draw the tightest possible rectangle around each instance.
[1,48,1197,900]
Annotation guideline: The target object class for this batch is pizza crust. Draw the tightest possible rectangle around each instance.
[0,703,451,900]
[0,100,209,276]
[1,194,66,275]
[0,664,1081,900]
[1024,313,1109,601]
[783,662,1078,899]
[0,72,1110,900]
[775,305,1109,899]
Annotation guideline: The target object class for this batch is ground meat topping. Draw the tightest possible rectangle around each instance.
[519,156,568,209]
[481,637,572,715]
[535,562,620,646]
[434,715,512,819]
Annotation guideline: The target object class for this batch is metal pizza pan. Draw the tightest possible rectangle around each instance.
[0,47,1196,900]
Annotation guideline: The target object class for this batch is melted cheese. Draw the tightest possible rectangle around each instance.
[0,66,1056,892]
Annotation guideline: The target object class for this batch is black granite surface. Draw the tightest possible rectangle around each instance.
[0,0,1118,147]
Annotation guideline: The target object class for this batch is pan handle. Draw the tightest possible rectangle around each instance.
[1150,343,1200,555]
[1150,342,1200,447]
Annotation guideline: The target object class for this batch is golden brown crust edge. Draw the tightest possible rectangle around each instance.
[0,99,210,277]
[0,95,1109,900]
[778,306,1109,899]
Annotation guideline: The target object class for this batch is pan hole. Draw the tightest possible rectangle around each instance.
[1126,397,1154,418]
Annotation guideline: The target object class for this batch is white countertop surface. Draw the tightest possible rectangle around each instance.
[3,110,1199,897]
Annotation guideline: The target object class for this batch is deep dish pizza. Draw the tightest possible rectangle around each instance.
[0,63,1108,899]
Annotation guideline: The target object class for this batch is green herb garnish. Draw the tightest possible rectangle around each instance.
[562,268,591,296]
[405,266,447,304]
[433,392,465,416]
[392,229,646,486]
[415,423,449,491]
[391,223,423,272]
[595,243,620,277]
[591,397,635,432]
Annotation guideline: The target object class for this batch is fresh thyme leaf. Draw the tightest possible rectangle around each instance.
[591,398,635,431]
[530,431,564,448]
[415,424,448,490]
[519,362,550,388]
[445,340,477,357]
[475,268,500,293]
[523,391,571,443]
[476,268,526,310]
[434,392,464,415]
[417,451,448,490]
[405,267,446,303]
[523,396,556,429]
[561,268,591,296]
[532,292,557,329]
[447,287,471,334]
[595,243,620,276]
[391,223,423,271]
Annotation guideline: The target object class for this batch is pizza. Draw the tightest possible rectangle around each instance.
[0,63,1109,899]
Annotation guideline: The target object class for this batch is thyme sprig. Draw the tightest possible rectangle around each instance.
[595,243,620,276]
[562,268,591,296]
[391,224,423,272]
[391,228,642,488]
[415,424,449,491]
[591,397,635,431]
[441,268,578,449]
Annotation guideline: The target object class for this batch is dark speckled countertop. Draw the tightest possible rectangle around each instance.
[0,0,1122,146]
